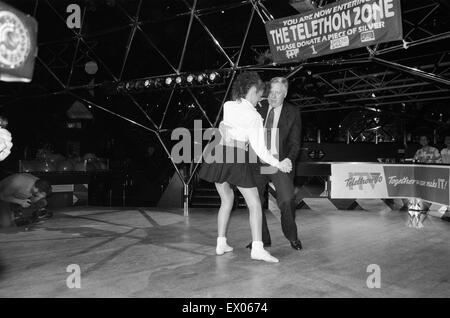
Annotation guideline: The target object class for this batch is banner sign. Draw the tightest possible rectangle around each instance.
[384,165,450,206]
[0,1,38,82]
[330,163,388,199]
[330,163,450,205]
[265,0,403,63]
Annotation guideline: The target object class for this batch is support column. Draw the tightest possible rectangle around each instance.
[184,184,189,217]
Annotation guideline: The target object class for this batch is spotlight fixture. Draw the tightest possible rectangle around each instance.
[144,79,152,88]
[165,77,173,86]
[208,72,219,82]
[197,73,206,83]
[186,74,194,84]
[175,76,183,85]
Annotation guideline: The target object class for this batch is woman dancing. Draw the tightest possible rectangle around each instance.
[199,72,292,263]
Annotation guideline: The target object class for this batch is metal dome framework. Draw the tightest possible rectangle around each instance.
[1,0,450,214]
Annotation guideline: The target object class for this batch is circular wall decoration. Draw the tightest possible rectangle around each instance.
[0,10,31,69]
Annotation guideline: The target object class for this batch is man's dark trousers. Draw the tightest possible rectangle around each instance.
[253,100,301,245]
[253,167,297,245]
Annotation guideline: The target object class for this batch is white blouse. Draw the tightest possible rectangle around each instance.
[220,98,280,168]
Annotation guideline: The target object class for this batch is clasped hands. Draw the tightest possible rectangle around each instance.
[278,158,292,173]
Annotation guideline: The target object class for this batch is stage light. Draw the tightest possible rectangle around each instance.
[208,72,219,82]
[186,74,194,84]
[116,70,226,93]
[197,73,206,83]
[144,79,152,88]
[165,77,173,86]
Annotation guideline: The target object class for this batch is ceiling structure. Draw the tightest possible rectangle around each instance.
[0,0,449,183]
[1,1,448,107]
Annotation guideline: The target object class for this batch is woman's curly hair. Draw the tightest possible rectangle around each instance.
[231,71,265,101]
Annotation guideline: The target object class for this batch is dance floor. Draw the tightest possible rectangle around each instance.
[0,206,450,297]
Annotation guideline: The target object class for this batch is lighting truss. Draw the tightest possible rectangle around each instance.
[115,70,230,94]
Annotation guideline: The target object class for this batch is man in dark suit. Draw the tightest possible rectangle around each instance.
[248,77,303,251]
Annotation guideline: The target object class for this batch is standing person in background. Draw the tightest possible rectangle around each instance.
[440,136,450,164]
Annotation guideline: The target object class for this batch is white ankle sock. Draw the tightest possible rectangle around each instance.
[216,237,233,255]
[251,241,264,250]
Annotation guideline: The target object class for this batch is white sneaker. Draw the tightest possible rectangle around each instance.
[216,237,233,255]
[250,241,279,263]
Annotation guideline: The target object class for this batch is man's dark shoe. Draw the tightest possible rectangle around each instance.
[290,239,303,251]
[246,242,271,249]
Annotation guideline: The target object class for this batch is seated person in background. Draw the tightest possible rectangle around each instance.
[414,135,441,163]
[440,136,450,164]
[0,173,52,227]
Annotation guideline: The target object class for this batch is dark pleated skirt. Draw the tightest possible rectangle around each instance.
[198,144,256,188]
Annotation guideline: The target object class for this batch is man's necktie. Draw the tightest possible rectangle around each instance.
[265,107,275,150]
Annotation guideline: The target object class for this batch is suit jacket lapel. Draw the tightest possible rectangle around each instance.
[278,103,290,132]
